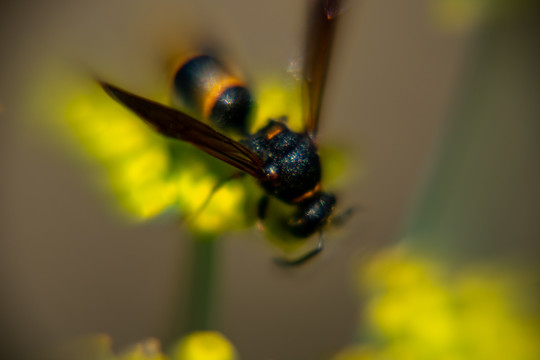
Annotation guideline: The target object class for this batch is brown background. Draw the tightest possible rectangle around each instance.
[4,1,536,359]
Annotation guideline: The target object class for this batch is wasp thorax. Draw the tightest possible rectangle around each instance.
[245,120,322,203]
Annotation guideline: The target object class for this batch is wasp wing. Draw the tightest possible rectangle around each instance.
[303,0,344,136]
[101,82,265,179]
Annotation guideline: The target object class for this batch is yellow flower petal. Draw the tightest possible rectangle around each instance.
[172,332,237,360]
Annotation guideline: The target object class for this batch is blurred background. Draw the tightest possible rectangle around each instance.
[1,0,539,359]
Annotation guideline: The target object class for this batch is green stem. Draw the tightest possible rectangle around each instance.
[186,237,219,332]
[166,235,220,346]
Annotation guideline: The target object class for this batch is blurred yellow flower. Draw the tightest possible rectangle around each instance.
[57,332,237,360]
[57,335,165,360]
[332,346,377,360]
[429,0,535,31]
[252,77,303,133]
[334,246,540,360]
[28,63,264,238]
[172,332,237,360]
[120,338,168,360]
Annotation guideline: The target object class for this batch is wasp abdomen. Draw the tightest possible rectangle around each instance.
[172,55,253,135]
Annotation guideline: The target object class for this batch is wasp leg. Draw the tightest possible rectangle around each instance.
[256,195,270,231]
[257,195,270,221]
[331,207,355,227]
[184,172,245,223]
[274,232,324,267]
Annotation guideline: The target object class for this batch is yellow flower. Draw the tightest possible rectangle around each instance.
[121,338,168,360]
[57,332,237,360]
[28,63,260,237]
[335,245,540,360]
[429,0,535,31]
[57,334,165,360]
[172,332,237,360]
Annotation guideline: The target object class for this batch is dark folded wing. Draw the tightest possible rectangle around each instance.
[101,82,265,179]
[303,0,344,136]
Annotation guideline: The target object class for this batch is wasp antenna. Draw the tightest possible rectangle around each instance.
[330,206,355,227]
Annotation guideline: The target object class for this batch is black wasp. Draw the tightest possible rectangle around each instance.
[100,0,349,265]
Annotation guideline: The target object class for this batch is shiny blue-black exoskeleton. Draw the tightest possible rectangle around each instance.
[100,0,345,265]
[171,54,336,239]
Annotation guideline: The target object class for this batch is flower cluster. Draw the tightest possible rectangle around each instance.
[58,332,237,360]
[334,246,540,360]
